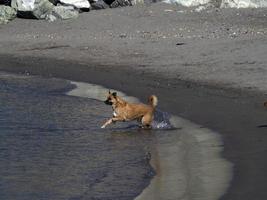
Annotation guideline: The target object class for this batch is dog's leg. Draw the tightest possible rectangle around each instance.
[142,124,152,129]
[101,117,125,128]
[101,118,113,128]
[141,114,153,129]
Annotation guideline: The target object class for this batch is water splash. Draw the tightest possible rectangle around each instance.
[152,110,174,129]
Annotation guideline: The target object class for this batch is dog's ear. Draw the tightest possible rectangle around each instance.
[112,92,117,97]
[108,90,111,94]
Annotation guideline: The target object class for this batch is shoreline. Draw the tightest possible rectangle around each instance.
[0,54,267,199]
[67,80,232,200]
[1,3,267,199]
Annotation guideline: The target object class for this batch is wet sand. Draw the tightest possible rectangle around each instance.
[68,81,232,200]
[1,2,267,199]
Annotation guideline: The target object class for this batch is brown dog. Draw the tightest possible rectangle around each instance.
[101,91,158,129]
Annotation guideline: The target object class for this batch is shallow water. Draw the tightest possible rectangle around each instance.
[67,81,233,200]
[0,73,158,200]
[0,72,232,200]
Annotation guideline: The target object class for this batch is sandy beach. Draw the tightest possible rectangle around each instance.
[1,2,267,199]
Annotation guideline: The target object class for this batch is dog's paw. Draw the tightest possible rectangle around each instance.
[101,125,106,129]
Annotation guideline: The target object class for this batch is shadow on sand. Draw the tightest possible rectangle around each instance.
[257,125,267,128]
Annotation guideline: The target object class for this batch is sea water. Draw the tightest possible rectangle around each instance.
[0,72,232,200]
[0,73,155,200]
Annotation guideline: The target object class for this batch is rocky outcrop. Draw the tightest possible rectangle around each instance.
[8,0,132,21]
[163,0,210,7]
[109,0,132,8]
[46,5,78,21]
[90,0,109,9]
[1,0,134,23]
[58,0,90,10]
[32,0,54,19]
[0,5,16,23]
[221,0,267,8]
[10,0,82,20]
[164,0,267,8]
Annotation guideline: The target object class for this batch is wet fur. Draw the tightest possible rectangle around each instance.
[101,91,158,129]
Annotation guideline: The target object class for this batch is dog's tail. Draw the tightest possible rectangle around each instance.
[149,95,158,108]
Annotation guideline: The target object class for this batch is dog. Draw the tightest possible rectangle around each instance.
[101,90,158,129]
[264,101,267,107]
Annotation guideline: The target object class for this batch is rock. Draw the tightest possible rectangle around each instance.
[11,0,35,12]
[11,0,54,19]
[11,0,81,21]
[163,0,211,7]
[109,0,131,8]
[32,0,54,19]
[46,5,78,21]
[195,5,207,11]
[90,0,109,9]
[11,0,82,20]
[103,0,132,7]
[58,0,90,9]
[164,0,267,7]
[221,0,267,8]
[0,5,16,24]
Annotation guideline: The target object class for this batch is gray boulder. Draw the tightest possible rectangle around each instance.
[0,5,16,24]
[164,0,267,8]
[11,0,80,21]
[221,0,267,8]
[163,0,211,6]
[11,0,54,19]
[46,5,78,21]
[58,0,90,9]
[32,0,53,19]
[91,0,109,9]
[109,0,131,7]
[11,0,36,12]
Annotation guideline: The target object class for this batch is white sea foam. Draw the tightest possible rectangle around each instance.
[67,81,233,200]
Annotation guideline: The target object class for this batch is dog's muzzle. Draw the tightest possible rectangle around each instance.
[104,100,112,105]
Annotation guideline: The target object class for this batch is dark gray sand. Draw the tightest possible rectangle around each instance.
[1,3,267,92]
[1,2,267,200]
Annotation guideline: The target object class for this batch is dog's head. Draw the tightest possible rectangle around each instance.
[104,90,117,105]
